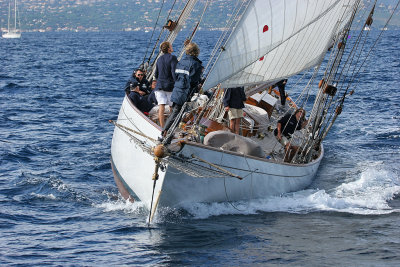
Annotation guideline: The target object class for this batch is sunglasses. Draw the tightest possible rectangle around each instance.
[137,74,144,76]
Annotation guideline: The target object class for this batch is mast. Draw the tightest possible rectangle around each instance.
[147,0,199,79]
[14,0,17,32]
[7,2,11,32]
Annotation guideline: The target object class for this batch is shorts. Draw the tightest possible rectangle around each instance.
[228,108,244,120]
[155,90,172,106]
[277,135,290,147]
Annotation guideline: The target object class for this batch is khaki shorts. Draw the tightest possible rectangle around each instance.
[277,135,290,147]
[228,108,243,120]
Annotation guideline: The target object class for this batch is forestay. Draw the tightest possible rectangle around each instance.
[203,0,357,91]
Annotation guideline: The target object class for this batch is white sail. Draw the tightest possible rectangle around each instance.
[2,0,21,39]
[203,0,357,91]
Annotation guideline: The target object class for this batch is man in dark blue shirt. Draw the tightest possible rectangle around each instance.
[125,68,152,112]
[163,42,203,140]
[274,108,308,162]
[275,79,288,106]
[154,41,178,127]
[223,87,246,134]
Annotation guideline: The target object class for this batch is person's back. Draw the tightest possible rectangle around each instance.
[223,87,246,134]
[154,42,178,128]
[155,53,177,92]
[163,42,203,139]
[170,54,203,106]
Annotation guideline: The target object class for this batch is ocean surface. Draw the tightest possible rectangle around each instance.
[1,30,399,266]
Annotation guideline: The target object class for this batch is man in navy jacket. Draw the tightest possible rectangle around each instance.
[125,68,152,112]
[154,41,178,127]
[163,42,203,139]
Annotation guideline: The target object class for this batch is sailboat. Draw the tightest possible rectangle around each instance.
[110,0,388,221]
[2,0,21,39]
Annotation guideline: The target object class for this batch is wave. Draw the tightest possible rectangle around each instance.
[149,161,400,220]
[94,194,148,217]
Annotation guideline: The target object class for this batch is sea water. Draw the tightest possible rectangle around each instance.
[1,30,399,266]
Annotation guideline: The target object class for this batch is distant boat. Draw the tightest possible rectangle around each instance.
[2,0,21,39]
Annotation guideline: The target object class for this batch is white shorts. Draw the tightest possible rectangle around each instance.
[155,90,172,106]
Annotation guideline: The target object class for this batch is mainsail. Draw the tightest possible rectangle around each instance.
[203,0,357,91]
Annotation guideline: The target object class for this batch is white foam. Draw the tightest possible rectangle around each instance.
[95,198,147,215]
[30,192,57,200]
[179,161,400,218]
[94,162,399,220]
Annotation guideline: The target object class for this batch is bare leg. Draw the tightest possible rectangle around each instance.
[284,143,291,162]
[289,146,299,162]
[229,119,235,133]
[159,104,165,128]
[284,145,299,163]
[234,118,241,135]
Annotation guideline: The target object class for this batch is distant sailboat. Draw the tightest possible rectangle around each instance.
[2,0,21,39]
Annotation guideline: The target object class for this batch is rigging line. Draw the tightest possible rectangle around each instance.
[346,0,399,93]
[253,0,344,87]
[220,149,246,212]
[269,67,317,154]
[309,1,360,138]
[266,0,315,82]
[147,0,179,66]
[167,151,239,178]
[317,52,348,138]
[113,123,152,154]
[203,0,253,84]
[291,0,355,84]
[286,1,347,85]
[120,100,160,143]
[333,0,371,84]
[243,153,255,202]
[333,18,369,92]
[317,1,374,135]
[204,0,248,73]
[110,120,157,143]
[205,0,347,89]
[325,0,361,79]
[142,0,167,65]
[176,0,211,61]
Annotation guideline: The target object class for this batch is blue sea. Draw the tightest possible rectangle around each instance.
[1,30,399,266]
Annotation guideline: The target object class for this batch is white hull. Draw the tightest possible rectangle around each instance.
[2,31,21,39]
[111,96,323,209]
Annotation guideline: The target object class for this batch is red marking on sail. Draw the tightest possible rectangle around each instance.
[259,56,264,61]
[263,25,269,32]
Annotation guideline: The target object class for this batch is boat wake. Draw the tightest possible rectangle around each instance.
[181,161,400,219]
[96,161,399,222]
